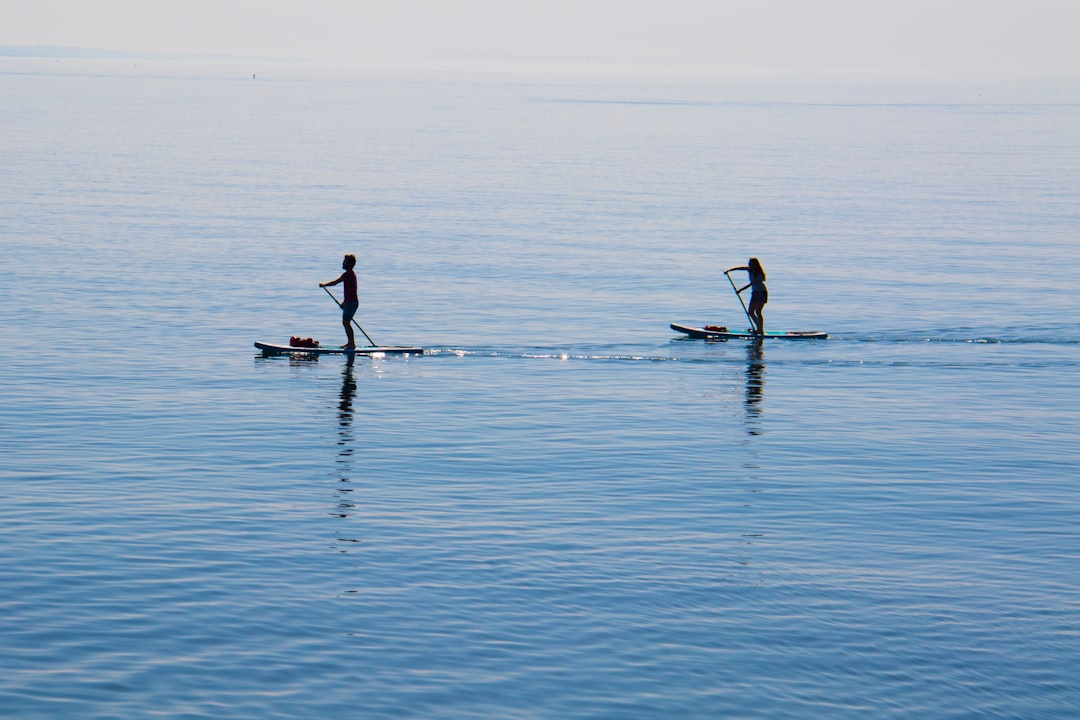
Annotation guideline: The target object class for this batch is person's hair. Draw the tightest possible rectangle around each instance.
[343,254,357,269]
[749,257,765,281]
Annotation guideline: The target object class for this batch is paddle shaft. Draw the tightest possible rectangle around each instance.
[322,286,377,347]
[725,270,756,331]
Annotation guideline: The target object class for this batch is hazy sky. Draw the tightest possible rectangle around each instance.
[4,0,1079,73]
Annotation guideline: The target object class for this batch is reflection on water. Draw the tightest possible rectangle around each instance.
[337,355,357,439]
[745,339,765,433]
[335,357,357,518]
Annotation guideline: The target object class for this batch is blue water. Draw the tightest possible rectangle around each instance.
[2,58,1079,718]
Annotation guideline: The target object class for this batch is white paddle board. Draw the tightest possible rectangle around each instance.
[671,323,827,340]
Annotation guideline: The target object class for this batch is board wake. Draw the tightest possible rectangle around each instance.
[670,323,827,340]
[255,341,423,356]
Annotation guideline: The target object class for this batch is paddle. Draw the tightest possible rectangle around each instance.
[724,269,757,333]
[322,286,378,347]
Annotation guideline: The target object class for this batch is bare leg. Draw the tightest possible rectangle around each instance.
[749,298,764,335]
[343,318,356,348]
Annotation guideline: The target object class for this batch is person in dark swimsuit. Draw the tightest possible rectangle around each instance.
[727,257,767,335]
[320,254,359,349]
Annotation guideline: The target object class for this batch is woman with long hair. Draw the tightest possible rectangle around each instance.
[727,257,767,335]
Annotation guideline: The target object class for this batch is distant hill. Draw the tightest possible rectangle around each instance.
[0,45,261,62]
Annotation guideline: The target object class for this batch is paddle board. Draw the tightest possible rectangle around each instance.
[671,323,827,340]
[255,341,423,355]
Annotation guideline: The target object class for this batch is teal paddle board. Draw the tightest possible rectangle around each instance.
[255,341,423,355]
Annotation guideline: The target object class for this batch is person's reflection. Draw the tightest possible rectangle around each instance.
[745,339,765,432]
[338,355,357,434]
[335,356,357,517]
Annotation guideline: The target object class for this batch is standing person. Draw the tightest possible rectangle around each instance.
[320,254,359,349]
[727,257,768,335]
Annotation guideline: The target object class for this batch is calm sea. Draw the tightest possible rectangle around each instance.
[2,57,1078,719]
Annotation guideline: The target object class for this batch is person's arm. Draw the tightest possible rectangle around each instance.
[724,266,750,292]
[320,272,346,288]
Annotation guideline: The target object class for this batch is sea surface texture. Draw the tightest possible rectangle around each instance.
[2,59,1078,719]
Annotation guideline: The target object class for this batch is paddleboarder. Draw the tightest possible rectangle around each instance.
[727,258,767,336]
[320,254,359,349]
